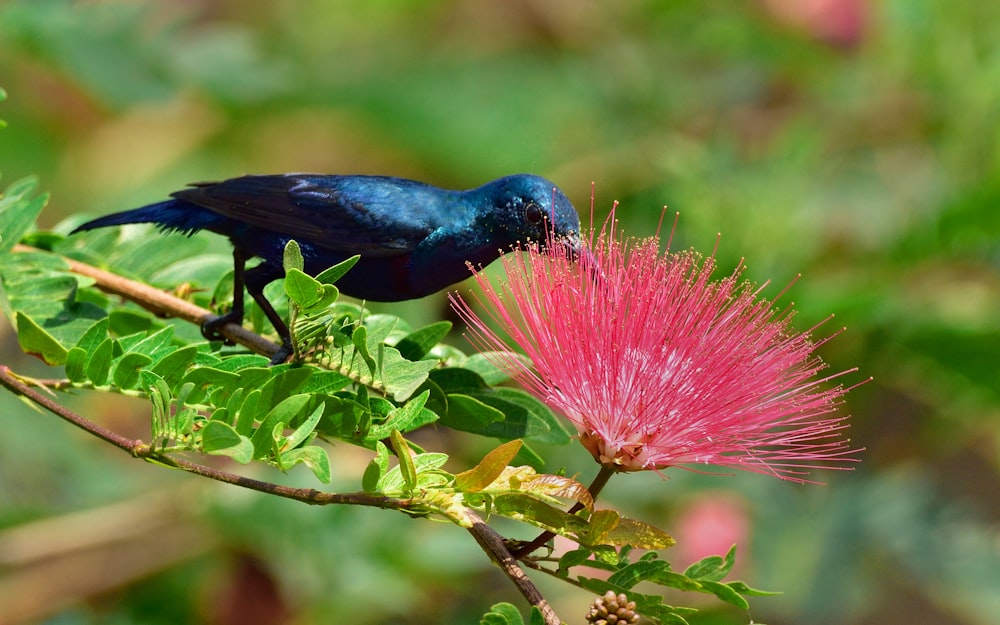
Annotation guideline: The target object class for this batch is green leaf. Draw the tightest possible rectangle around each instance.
[724,580,780,597]
[439,393,504,432]
[558,549,597,575]
[0,177,48,254]
[234,389,263,436]
[414,456,450,485]
[210,269,236,312]
[1,270,77,321]
[251,393,311,459]
[493,493,584,535]
[429,367,488,392]
[598,516,675,550]
[314,394,369,440]
[389,429,417,491]
[310,285,339,312]
[112,352,154,389]
[283,240,304,273]
[478,467,593,510]
[108,309,156,336]
[127,326,175,359]
[368,390,432,440]
[65,347,89,382]
[463,351,530,385]
[211,354,271,372]
[351,325,377,374]
[298,370,352,394]
[355,385,370,410]
[284,268,326,309]
[149,345,199,387]
[145,373,172,441]
[377,451,449,493]
[222,387,245,421]
[201,420,254,463]
[281,403,325,451]
[86,338,115,386]
[527,607,545,625]
[683,545,736,582]
[463,389,553,441]
[117,330,148,353]
[0,276,12,323]
[258,366,313,408]
[579,509,674,549]
[480,602,524,625]
[607,559,672,590]
[455,440,523,492]
[279,446,332,483]
[394,320,452,361]
[178,366,241,404]
[314,255,360,285]
[484,388,571,445]
[363,441,390,493]
[15,312,68,365]
[231,367,272,394]
[73,317,110,354]
[644,567,704,593]
[376,348,436,401]
[581,509,621,546]
[698,580,749,610]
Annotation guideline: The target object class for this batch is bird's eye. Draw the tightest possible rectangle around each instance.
[525,202,545,225]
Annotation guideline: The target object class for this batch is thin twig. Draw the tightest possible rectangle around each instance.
[0,365,406,510]
[0,365,565,623]
[519,556,592,591]
[12,243,281,359]
[464,509,562,625]
[511,464,617,559]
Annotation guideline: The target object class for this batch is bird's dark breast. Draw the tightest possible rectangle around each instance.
[220,226,470,302]
[306,248,486,301]
[323,254,422,301]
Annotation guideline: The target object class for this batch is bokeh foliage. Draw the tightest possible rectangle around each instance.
[2,1,999,624]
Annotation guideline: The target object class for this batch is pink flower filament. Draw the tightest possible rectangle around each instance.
[450,215,863,483]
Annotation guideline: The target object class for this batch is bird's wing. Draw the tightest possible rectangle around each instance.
[172,175,443,257]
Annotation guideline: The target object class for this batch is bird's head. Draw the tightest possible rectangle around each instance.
[479,174,583,258]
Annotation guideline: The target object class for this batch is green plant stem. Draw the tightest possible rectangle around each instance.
[0,364,565,624]
[511,464,617,559]
[13,243,282,359]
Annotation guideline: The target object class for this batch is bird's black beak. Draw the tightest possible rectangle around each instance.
[556,233,603,282]
[558,232,590,262]
[554,232,583,261]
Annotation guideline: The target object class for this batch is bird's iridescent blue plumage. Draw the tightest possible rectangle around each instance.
[72,173,582,361]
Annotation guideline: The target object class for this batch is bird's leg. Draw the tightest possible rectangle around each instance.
[243,263,294,365]
[201,248,248,344]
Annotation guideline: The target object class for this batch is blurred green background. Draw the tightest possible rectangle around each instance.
[2,0,999,624]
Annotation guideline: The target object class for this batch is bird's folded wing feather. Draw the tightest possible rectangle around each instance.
[172,175,439,257]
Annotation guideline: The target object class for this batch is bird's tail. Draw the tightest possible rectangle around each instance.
[71,200,208,236]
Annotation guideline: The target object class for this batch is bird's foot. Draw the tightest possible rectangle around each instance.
[268,341,294,366]
[201,312,242,345]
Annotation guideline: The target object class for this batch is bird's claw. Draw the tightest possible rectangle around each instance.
[201,313,241,345]
[268,342,294,366]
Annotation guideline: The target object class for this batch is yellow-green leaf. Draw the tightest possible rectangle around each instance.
[455,440,523,492]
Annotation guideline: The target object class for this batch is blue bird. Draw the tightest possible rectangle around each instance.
[72,173,583,363]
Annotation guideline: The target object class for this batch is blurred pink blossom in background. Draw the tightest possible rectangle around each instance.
[763,0,868,48]
[674,493,750,571]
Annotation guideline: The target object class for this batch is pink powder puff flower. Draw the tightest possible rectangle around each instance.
[450,211,864,483]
